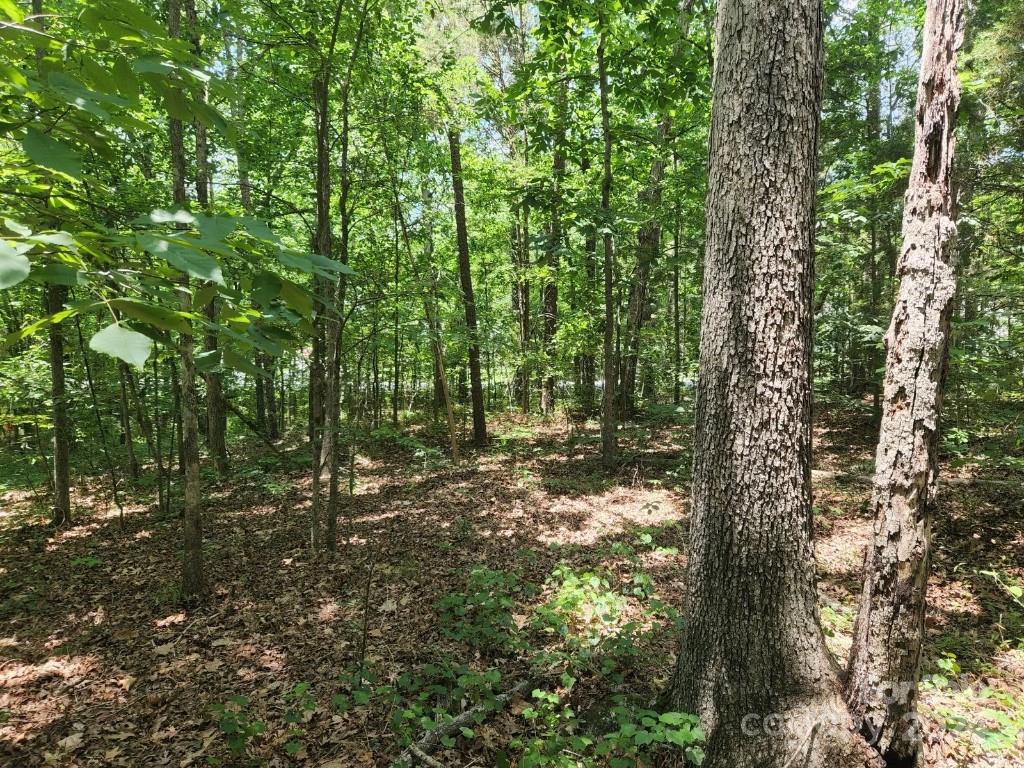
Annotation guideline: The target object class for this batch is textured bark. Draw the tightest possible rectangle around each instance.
[46,284,71,526]
[597,16,616,470]
[668,2,874,766]
[845,2,964,764]
[169,0,206,602]
[449,130,487,445]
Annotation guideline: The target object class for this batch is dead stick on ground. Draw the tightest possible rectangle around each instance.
[391,678,536,767]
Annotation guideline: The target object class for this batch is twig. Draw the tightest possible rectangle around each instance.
[408,745,446,768]
[391,678,536,768]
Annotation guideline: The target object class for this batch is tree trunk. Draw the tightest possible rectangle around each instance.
[448,130,487,445]
[597,16,616,470]
[577,157,598,416]
[619,117,670,419]
[309,64,332,553]
[47,284,71,526]
[845,2,964,764]
[541,85,566,417]
[169,0,205,601]
[117,363,140,480]
[668,2,873,766]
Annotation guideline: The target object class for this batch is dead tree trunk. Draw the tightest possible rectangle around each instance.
[845,2,965,764]
[667,2,875,766]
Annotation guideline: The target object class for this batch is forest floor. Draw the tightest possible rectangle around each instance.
[0,406,1022,767]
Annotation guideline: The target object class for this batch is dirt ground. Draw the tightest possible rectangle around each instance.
[1,410,1021,767]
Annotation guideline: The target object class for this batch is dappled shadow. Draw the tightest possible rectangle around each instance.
[0,410,1021,766]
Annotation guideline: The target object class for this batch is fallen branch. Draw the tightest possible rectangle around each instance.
[391,677,536,767]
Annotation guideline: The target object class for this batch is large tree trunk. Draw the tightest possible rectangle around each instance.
[448,130,487,446]
[668,2,873,766]
[597,15,616,470]
[845,2,964,764]
[169,0,205,602]
[46,284,71,526]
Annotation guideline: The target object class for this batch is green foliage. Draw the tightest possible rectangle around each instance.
[210,695,266,756]
[437,567,534,653]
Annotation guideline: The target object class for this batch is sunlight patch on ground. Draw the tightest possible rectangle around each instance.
[536,488,684,546]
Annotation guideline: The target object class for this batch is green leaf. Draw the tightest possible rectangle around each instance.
[223,347,266,378]
[89,323,153,369]
[29,263,82,286]
[165,246,224,285]
[0,0,25,21]
[22,128,82,180]
[4,307,79,347]
[0,241,30,288]
[108,298,190,334]
[279,277,312,317]
[194,349,221,372]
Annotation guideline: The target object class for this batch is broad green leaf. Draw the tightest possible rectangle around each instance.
[194,349,221,372]
[29,263,82,286]
[3,219,30,237]
[242,217,276,242]
[223,347,266,378]
[165,246,224,285]
[108,298,190,334]
[0,0,25,21]
[0,241,30,288]
[89,323,153,369]
[279,277,313,317]
[3,307,78,347]
[252,272,282,306]
[22,128,82,180]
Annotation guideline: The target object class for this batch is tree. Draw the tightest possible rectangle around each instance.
[668,1,873,765]
[168,0,206,602]
[845,1,966,763]
[597,8,616,470]
[448,129,487,445]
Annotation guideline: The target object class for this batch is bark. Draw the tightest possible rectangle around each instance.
[323,1,368,553]
[117,363,140,480]
[668,2,874,766]
[619,117,670,419]
[448,129,487,445]
[309,65,332,553]
[597,16,617,470]
[35,3,71,527]
[169,0,206,601]
[845,2,965,764]
[512,206,531,414]
[46,284,71,526]
[261,354,279,440]
[186,0,229,478]
[541,96,566,418]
